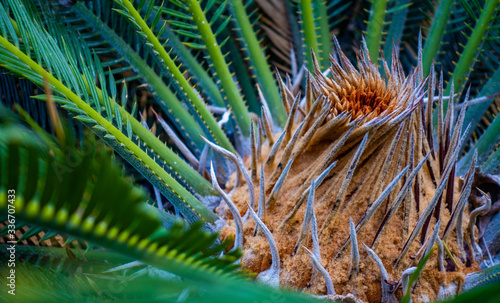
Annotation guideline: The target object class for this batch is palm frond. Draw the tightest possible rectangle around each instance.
[0,0,218,222]
[0,107,241,280]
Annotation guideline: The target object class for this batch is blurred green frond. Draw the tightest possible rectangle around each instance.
[0,0,219,222]
[0,107,242,281]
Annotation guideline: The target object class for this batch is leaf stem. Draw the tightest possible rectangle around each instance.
[185,0,251,136]
[118,0,235,151]
[421,0,454,76]
[299,0,319,71]
[229,0,287,127]
[365,0,388,63]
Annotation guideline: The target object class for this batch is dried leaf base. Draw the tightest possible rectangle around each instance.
[215,41,482,303]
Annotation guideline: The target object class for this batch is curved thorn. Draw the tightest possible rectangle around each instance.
[456,199,467,263]
[442,99,466,168]
[247,202,280,287]
[363,244,393,303]
[277,71,291,115]
[482,237,495,267]
[417,31,423,83]
[206,105,227,114]
[303,246,335,295]
[201,136,242,189]
[437,72,444,155]
[290,48,297,77]
[250,121,258,183]
[153,109,199,168]
[311,207,321,262]
[104,261,144,273]
[153,186,164,210]
[261,105,275,146]
[257,84,274,132]
[257,119,263,161]
[210,162,243,250]
[401,267,417,303]
[292,66,306,95]
[468,188,491,262]
[202,136,255,212]
[282,90,301,144]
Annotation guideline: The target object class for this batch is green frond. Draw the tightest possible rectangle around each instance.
[459,67,500,173]
[0,1,217,222]
[432,0,499,129]
[71,1,211,152]
[444,0,500,96]
[481,144,500,174]
[0,118,330,303]
[228,0,287,126]
[182,0,252,136]
[113,0,236,151]
[0,114,239,280]
[0,246,328,303]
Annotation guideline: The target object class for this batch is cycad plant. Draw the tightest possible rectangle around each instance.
[1,0,500,302]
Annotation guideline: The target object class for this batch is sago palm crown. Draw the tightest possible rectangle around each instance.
[0,0,500,302]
